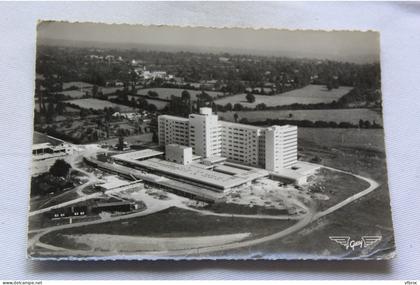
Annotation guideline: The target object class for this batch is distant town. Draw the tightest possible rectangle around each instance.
[29,42,394,260]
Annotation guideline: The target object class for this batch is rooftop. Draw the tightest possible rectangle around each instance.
[112,149,164,161]
[218,120,264,131]
[270,161,321,181]
[118,157,268,190]
[95,176,139,190]
[32,143,53,150]
[159,115,189,122]
[202,156,227,165]
[167,144,191,150]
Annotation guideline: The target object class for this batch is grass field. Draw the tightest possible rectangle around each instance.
[214,85,353,108]
[219,108,383,125]
[33,131,63,145]
[53,90,88,99]
[214,127,394,259]
[137,88,225,100]
[298,127,386,152]
[307,168,370,211]
[40,207,296,251]
[65,98,133,112]
[62,81,93,90]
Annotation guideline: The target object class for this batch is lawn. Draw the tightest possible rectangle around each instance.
[306,168,370,211]
[33,131,63,145]
[39,207,296,251]
[298,127,386,152]
[62,81,93,90]
[214,85,353,108]
[215,128,394,259]
[65,98,133,112]
[53,90,86,99]
[219,108,383,126]
[200,202,290,216]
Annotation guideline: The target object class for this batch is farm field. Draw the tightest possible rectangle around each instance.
[298,127,386,152]
[137,88,225,100]
[66,98,133,112]
[62,81,94,90]
[219,108,383,125]
[214,84,353,108]
[145,98,169,110]
[53,90,87,99]
[99,86,124,95]
[33,131,64,145]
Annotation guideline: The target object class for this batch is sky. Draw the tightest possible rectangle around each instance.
[37,21,380,63]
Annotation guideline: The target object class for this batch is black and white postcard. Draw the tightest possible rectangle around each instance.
[28,22,395,260]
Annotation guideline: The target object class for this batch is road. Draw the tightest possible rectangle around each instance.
[28,198,171,251]
[28,165,380,258]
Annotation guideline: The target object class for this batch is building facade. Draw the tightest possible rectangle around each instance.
[165,144,193,165]
[158,115,189,147]
[158,107,297,171]
[188,108,221,158]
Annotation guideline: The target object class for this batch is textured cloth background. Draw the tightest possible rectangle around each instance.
[0,1,419,280]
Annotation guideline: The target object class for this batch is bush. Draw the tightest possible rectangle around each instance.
[49,159,72,178]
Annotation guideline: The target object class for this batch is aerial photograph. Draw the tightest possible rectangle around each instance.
[28,22,395,260]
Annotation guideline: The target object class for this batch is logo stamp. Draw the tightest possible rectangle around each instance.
[329,236,382,250]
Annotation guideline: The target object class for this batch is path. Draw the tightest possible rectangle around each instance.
[29,164,380,258]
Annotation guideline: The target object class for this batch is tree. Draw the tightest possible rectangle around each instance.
[359,119,364,128]
[117,136,125,151]
[92,85,98,98]
[147,104,157,112]
[49,159,71,178]
[152,131,158,143]
[137,97,148,109]
[55,102,65,115]
[130,97,137,109]
[181,90,191,102]
[181,90,192,113]
[233,103,243,111]
[224,103,233,111]
[79,108,89,119]
[147,90,159,98]
[246,93,256,103]
[256,103,266,110]
[46,102,56,122]
[233,113,239,123]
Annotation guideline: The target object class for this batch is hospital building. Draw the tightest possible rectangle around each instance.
[158,107,297,172]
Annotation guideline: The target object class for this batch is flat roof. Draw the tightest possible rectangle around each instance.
[96,177,135,190]
[159,115,189,122]
[219,120,264,131]
[214,164,247,176]
[112,149,164,161]
[167,144,191,150]
[86,157,223,201]
[271,161,321,180]
[122,157,267,190]
[136,158,240,189]
[32,143,52,150]
[202,156,227,164]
